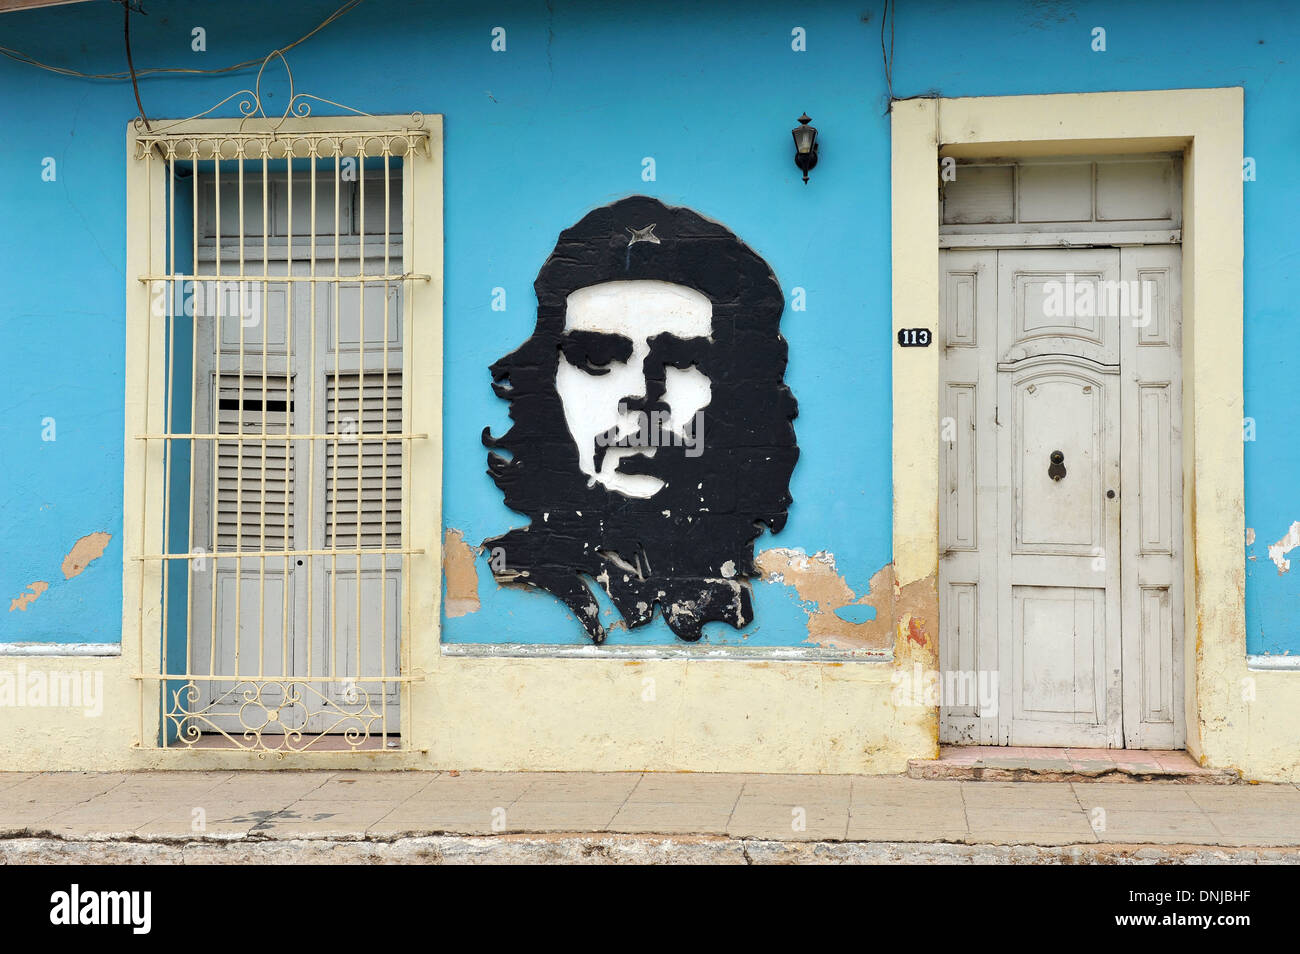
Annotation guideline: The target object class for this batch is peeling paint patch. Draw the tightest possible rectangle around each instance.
[443,529,482,617]
[1245,527,1255,546]
[8,581,49,613]
[60,532,111,580]
[756,548,894,651]
[1267,521,1300,574]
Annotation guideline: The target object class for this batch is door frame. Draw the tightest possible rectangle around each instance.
[891,88,1244,763]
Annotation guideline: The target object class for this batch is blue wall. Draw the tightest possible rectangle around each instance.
[0,0,1291,653]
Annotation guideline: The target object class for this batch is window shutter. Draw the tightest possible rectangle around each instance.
[326,371,402,549]
[215,374,294,552]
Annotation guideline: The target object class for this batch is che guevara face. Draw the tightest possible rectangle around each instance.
[483,196,799,644]
[554,280,712,498]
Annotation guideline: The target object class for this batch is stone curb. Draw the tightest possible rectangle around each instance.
[3,835,1299,865]
[906,761,1242,784]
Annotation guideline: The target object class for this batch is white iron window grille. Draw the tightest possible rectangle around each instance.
[126,56,434,752]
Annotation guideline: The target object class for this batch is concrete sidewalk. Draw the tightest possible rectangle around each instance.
[3,770,1300,864]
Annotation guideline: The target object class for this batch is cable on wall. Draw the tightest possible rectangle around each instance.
[881,0,895,111]
[0,0,362,81]
[118,0,150,130]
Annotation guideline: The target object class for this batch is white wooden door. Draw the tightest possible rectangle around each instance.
[189,249,403,738]
[189,262,303,730]
[998,249,1122,746]
[300,258,403,736]
[939,245,1183,748]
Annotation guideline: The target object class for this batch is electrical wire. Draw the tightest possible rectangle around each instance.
[120,0,150,129]
[0,0,362,81]
[881,0,896,112]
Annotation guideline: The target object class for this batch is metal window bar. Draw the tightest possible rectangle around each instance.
[133,125,429,752]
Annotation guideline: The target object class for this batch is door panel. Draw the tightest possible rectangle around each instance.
[317,567,401,681]
[944,383,978,550]
[210,574,290,673]
[999,359,1122,746]
[941,243,1180,748]
[1012,370,1107,552]
[1119,245,1184,748]
[303,356,403,734]
[215,283,290,355]
[189,369,305,730]
[1013,585,1106,733]
[1137,585,1175,725]
[998,249,1122,747]
[999,249,1119,365]
[938,250,999,744]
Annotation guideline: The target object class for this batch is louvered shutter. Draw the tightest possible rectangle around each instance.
[215,374,295,552]
[326,371,402,549]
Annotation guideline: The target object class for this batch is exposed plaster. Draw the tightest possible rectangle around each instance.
[8,582,48,613]
[1245,528,1255,546]
[755,550,937,663]
[892,572,938,659]
[756,548,892,651]
[7,532,111,614]
[891,570,941,759]
[60,532,110,580]
[443,529,482,617]
[1267,521,1300,574]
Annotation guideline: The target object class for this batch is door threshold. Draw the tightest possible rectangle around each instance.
[909,746,1238,783]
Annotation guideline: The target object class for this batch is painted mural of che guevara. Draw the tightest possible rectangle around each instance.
[482,195,798,643]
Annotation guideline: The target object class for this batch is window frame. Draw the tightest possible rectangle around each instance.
[122,113,443,759]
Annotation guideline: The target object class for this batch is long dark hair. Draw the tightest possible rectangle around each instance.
[482,195,798,642]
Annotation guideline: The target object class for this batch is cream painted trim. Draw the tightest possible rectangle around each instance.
[940,230,1181,249]
[123,126,164,755]
[405,115,444,749]
[890,88,1280,776]
[119,114,443,765]
[441,643,891,661]
[891,102,940,591]
[1246,656,1300,671]
[0,644,121,656]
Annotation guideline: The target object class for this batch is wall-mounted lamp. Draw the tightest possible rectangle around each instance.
[792,113,819,184]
